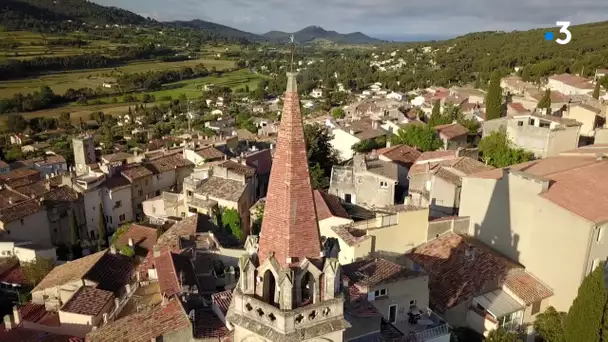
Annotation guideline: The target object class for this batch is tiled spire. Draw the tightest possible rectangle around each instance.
[257,72,322,268]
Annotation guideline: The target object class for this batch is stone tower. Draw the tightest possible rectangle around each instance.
[227,73,349,342]
[72,135,95,176]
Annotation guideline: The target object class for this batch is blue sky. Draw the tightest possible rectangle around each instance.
[94,0,608,38]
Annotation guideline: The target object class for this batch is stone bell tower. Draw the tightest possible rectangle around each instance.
[227,72,349,341]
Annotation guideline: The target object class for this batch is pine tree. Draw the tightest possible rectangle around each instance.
[97,204,107,249]
[593,82,601,100]
[69,210,82,259]
[537,89,552,114]
[485,71,503,120]
[564,262,608,342]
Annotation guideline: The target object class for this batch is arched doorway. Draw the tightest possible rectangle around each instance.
[301,272,314,305]
[262,270,276,304]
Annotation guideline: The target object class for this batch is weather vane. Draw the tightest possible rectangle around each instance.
[289,35,296,72]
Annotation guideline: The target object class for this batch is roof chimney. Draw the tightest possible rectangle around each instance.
[153,244,161,257]
[128,238,134,247]
[8,197,12,205]
[110,245,117,254]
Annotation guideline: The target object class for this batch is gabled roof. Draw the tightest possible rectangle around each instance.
[196,176,247,202]
[0,199,43,223]
[211,289,233,316]
[194,146,226,160]
[408,232,552,312]
[377,144,421,167]
[313,190,350,221]
[0,188,29,210]
[121,165,153,181]
[433,122,469,140]
[257,72,323,268]
[85,296,191,342]
[101,152,132,163]
[114,224,158,255]
[60,286,114,316]
[216,160,255,177]
[468,156,608,224]
[145,154,193,173]
[342,257,423,288]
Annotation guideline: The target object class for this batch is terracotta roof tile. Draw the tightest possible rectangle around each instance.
[0,258,26,285]
[102,175,131,190]
[408,232,551,312]
[508,102,528,114]
[41,185,79,202]
[33,250,133,293]
[504,269,553,304]
[146,154,193,173]
[0,199,43,223]
[18,303,48,322]
[330,225,371,247]
[14,181,50,198]
[347,119,387,141]
[114,224,158,254]
[378,144,421,167]
[433,123,469,140]
[0,160,8,168]
[196,176,247,203]
[468,156,608,223]
[60,286,114,316]
[0,188,30,209]
[154,251,181,297]
[216,160,255,177]
[195,146,226,160]
[342,257,423,288]
[0,169,40,187]
[343,275,382,318]
[101,152,132,163]
[35,155,66,166]
[212,289,233,316]
[314,190,350,221]
[193,309,231,339]
[366,158,399,180]
[0,324,82,342]
[85,297,190,342]
[121,165,153,181]
[257,74,323,268]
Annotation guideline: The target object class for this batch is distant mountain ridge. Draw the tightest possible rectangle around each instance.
[167,19,267,42]
[263,26,382,44]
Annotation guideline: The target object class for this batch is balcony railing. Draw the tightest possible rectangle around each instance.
[403,323,450,342]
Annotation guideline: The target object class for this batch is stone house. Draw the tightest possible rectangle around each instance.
[329,118,388,160]
[408,232,552,338]
[482,113,581,158]
[433,122,469,150]
[408,151,493,218]
[566,103,605,137]
[459,152,608,315]
[343,258,451,342]
[329,153,399,209]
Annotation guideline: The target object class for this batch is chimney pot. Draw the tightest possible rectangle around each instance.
[128,238,134,247]
[110,245,117,254]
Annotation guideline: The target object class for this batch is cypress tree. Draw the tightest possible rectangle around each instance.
[97,204,107,248]
[593,82,601,100]
[485,71,503,120]
[537,89,552,113]
[564,262,608,342]
[69,210,82,259]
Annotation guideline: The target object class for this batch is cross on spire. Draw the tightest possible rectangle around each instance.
[290,35,295,72]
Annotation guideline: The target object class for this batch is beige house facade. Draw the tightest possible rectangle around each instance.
[566,103,604,137]
[482,113,581,158]
[459,155,608,312]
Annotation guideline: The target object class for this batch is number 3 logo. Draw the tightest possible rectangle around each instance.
[556,21,572,45]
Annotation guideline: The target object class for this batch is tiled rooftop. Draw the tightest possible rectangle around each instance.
[433,122,469,140]
[60,286,114,316]
[331,225,370,247]
[14,181,50,198]
[40,185,79,202]
[146,154,193,173]
[468,156,608,224]
[377,144,421,167]
[196,176,247,202]
[216,159,256,177]
[121,165,153,181]
[212,289,233,316]
[154,251,181,297]
[195,146,226,160]
[85,296,191,342]
[101,152,132,163]
[408,232,552,312]
[365,158,399,180]
[0,323,82,342]
[0,198,43,223]
[314,190,350,221]
[0,188,29,210]
[342,257,423,288]
[114,224,158,255]
[192,309,231,339]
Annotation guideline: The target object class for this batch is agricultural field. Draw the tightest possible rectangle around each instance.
[0,58,236,97]
[0,68,267,129]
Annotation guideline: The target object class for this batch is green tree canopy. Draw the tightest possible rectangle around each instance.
[534,306,566,342]
[537,89,552,112]
[428,101,452,127]
[485,327,523,342]
[221,208,243,240]
[304,124,339,189]
[331,107,345,119]
[390,125,442,152]
[478,130,534,168]
[564,261,608,342]
[119,245,135,257]
[485,71,503,120]
[21,258,55,286]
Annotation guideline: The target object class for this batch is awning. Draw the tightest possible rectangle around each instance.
[474,289,524,318]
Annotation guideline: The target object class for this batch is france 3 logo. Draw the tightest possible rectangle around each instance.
[544,21,572,45]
